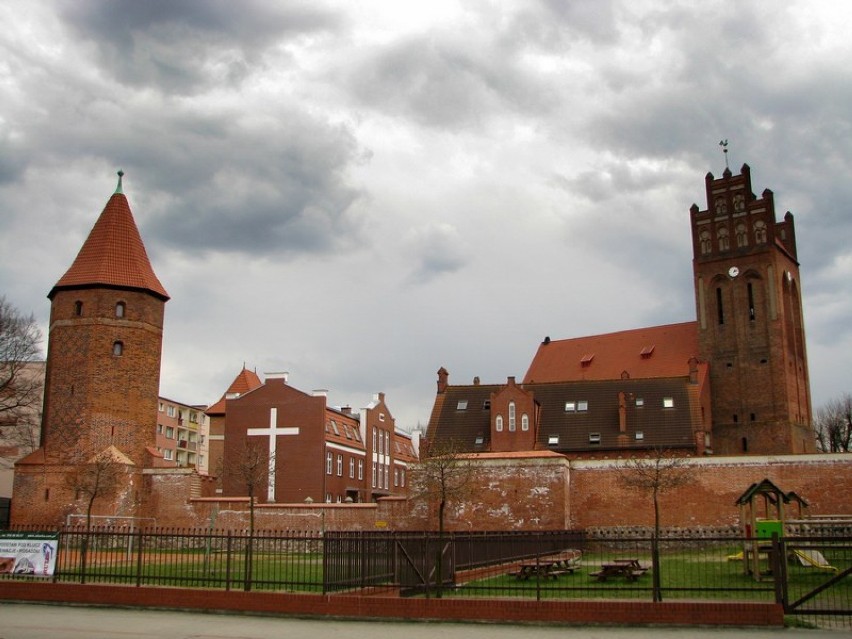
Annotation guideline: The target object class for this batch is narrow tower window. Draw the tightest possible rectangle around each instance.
[747,283,756,321]
[112,341,124,356]
[716,287,724,325]
[115,302,126,318]
[74,301,83,316]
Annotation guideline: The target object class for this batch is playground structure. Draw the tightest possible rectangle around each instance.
[734,478,842,579]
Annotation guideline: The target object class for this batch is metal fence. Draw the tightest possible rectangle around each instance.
[2,526,849,629]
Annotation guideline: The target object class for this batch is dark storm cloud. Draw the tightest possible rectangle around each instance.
[404,224,468,284]
[59,0,342,93]
[134,113,366,256]
[344,33,561,129]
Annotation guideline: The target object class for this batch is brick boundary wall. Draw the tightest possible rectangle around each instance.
[0,582,784,627]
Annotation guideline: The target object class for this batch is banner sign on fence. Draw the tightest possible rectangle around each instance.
[0,531,59,577]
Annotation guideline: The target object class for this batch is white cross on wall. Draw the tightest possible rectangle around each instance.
[247,407,299,502]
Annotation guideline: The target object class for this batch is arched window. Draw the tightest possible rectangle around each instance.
[754,221,767,244]
[735,223,748,248]
[717,227,730,251]
[508,402,516,432]
[74,301,83,316]
[115,302,126,318]
[521,414,529,431]
[112,341,124,356]
[495,415,503,432]
[699,230,712,255]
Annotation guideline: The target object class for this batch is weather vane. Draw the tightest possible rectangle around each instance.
[719,139,729,170]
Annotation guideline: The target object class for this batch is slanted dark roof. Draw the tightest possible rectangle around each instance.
[50,189,169,301]
[427,384,499,452]
[529,378,697,452]
[428,377,700,454]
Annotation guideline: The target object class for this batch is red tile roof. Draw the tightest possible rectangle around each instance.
[523,322,699,383]
[206,367,264,415]
[50,192,169,300]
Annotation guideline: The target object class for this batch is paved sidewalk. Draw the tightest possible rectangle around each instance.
[0,603,832,639]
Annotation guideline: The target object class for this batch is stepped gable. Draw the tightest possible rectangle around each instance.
[524,321,699,384]
[50,172,169,301]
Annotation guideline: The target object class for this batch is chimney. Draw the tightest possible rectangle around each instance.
[473,376,480,386]
[437,367,449,394]
[266,371,289,383]
[312,389,328,397]
[618,391,627,433]
[688,357,699,384]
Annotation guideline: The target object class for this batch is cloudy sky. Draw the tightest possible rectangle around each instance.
[1,1,850,430]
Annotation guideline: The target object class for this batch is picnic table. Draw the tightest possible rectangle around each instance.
[589,558,650,582]
[509,549,582,580]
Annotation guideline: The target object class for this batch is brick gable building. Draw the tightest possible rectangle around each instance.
[427,164,815,458]
[215,370,416,504]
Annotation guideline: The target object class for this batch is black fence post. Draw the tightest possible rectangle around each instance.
[225,531,232,591]
[770,533,786,607]
[651,536,662,602]
[135,529,144,587]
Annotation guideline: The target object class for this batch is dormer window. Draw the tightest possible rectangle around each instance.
[663,397,675,409]
[457,400,468,410]
[635,431,644,441]
[589,432,601,444]
[635,398,644,407]
[565,401,576,412]
[580,353,594,367]
[577,400,588,412]
[547,435,559,447]
[482,400,491,409]
[474,435,484,446]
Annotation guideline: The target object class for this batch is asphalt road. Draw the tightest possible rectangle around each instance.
[0,603,834,639]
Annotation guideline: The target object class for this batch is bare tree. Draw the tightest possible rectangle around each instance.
[0,296,44,468]
[814,393,852,453]
[409,439,475,596]
[228,439,274,590]
[616,448,691,601]
[410,439,475,536]
[64,447,128,529]
[616,448,691,538]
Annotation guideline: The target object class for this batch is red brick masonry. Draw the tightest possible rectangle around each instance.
[0,582,784,626]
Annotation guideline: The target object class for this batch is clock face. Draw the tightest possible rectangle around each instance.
[728,266,740,278]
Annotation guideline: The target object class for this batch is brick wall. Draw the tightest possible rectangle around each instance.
[29,452,847,532]
[568,453,852,531]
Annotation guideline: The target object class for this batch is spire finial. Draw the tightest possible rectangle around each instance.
[718,140,729,170]
[115,170,124,194]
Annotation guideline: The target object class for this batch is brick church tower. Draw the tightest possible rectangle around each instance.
[12,172,169,525]
[690,164,814,455]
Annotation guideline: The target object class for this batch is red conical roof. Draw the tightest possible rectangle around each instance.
[50,178,169,300]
